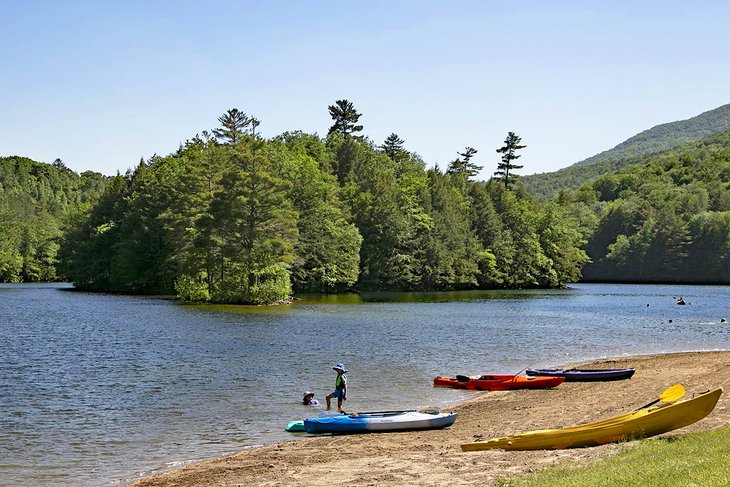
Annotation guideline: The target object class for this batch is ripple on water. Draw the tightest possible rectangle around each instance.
[0,282,728,486]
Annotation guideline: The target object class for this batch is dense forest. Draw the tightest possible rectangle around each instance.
[45,102,588,303]
[0,156,106,282]
[564,130,730,282]
[3,102,730,302]
[525,103,730,198]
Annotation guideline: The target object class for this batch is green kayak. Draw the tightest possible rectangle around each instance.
[285,420,305,432]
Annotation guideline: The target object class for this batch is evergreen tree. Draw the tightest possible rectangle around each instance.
[327,99,363,138]
[495,132,526,188]
[110,158,176,293]
[326,100,364,185]
[166,133,227,297]
[250,117,261,138]
[213,108,251,145]
[447,147,482,179]
[52,158,69,172]
[208,142,298,303]
[381,133,409,163]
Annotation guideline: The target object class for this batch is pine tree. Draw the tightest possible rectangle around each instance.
[250,117,261,138]
[327,99,363,138]
[381,133,408,163]
[52,158,69,171]
[328,100,364,185]
[495,132,526,189]
[208,144,298,303]
[213,108,251,145]
[166,132,227,297]
[447,147,482,179]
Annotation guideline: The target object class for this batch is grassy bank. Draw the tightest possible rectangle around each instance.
[500,426,730,486]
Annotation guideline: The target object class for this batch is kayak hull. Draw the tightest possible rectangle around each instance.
[303,411,457,434]
[285,411,342,432]
[434,374,564,391]
[526,368,635,382]
[461,387,723,451]
[285,420,305,432]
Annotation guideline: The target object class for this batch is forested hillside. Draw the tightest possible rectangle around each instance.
[525,103,730,198]
[0,157,106,282]
[563,130,730,282]
[57,105,589,303]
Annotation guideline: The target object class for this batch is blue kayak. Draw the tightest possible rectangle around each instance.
[303,410,457,434]
[526,368,635,382]
[286,411,343,432]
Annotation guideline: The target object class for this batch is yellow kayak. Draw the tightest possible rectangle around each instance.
[461,387,723,451]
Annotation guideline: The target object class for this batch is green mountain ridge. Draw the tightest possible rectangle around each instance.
[571,129,730,283]
[525,103,730,198]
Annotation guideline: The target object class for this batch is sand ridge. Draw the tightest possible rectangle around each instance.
[131,351,730,486]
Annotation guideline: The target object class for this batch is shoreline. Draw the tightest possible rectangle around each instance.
[129,350,730,486]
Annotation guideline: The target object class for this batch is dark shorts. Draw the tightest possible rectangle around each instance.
[330,389,345,399]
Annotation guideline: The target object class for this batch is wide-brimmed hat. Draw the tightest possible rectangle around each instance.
[333,362,348,372]
[303,391,314,400]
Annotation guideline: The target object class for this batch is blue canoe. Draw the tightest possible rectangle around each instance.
[303,410,457,434]
[525,368,635,382]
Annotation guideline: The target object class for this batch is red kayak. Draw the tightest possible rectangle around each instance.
[433,374,564,391]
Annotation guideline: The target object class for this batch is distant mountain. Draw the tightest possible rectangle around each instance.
[525,103,730,198]
[577,129,730,283]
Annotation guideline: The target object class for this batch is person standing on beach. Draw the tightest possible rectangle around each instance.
[326,363,348,412]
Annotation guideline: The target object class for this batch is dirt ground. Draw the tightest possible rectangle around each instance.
[131,351,730,487]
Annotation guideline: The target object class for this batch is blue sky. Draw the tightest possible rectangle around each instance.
[2,1,729,177]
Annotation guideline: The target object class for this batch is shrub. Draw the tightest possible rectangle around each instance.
[174,273,210,302]
[212,264,291,304]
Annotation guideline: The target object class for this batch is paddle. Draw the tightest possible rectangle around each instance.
[347,409,413,415]
[635,383,686,411]
[514,360,543,377]
[456,362,536,383]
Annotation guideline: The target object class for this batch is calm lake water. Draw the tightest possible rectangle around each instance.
[1,283,729,486]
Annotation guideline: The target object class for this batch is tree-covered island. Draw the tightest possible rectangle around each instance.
[2,100,730,303]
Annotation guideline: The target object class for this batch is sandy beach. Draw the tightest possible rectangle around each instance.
[131,351,730,486]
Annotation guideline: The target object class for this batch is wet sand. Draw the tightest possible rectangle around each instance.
[131,351,730,486]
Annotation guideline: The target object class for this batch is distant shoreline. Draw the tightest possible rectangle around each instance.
[45,281,730,308]
[4,282,729,309]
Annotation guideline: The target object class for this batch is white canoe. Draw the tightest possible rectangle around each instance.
[303,410,457,434]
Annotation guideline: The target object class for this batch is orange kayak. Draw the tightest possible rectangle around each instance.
[434,374,564,391]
